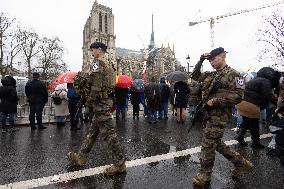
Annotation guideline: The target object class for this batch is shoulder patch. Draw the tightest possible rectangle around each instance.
[92,60,99,72]
[235,77,245,89]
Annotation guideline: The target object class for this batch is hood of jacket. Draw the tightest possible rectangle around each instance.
[256,67,280,88]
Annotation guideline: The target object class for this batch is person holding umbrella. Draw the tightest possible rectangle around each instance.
[173,80,190,124]
[166,71,189,122]
[115,75,132,121]
[51,84,69,127]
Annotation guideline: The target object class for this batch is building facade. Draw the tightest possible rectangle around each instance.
[82,1,181,81]
[82,0,116,72]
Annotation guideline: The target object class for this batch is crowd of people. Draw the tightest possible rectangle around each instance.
[0,43,284,186]
[115,76,193,125]
[0,72,84,133]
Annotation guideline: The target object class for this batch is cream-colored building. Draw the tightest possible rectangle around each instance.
[146,44,180,81]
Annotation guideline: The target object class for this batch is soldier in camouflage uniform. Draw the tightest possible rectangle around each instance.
[67,42,126,176]
[191,47,252,187]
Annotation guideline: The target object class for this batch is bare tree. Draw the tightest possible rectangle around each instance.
[5,28,22,75]
[257,10,284,68]
[0,12,15,76]
[18,28,40,79]
[36,36,67,80]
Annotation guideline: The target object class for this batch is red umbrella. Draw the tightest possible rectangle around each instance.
[49,71,77,91]
[116,75,133,88]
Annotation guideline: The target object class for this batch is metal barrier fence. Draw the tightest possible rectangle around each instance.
[16,96,56,125]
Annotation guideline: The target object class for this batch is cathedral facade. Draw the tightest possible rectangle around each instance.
[82,1,182,81]
[82,0,116,71]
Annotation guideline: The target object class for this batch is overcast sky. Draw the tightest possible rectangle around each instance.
[1,0,283,72]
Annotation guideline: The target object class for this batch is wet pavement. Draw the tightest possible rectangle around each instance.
[0,114,283,189]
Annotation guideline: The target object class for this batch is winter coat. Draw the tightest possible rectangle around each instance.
[130,89,141,106]
[0,85,19,113]
[159,81,170,103]
[144,82,161,111]
[67,87,81,105]
[25,79,48,104]
[174,81,190,108]
[114,87,129,108]
[51,90,69,117]
[243,67,279,109]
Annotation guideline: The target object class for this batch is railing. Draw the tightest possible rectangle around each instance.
[15,96,56,125]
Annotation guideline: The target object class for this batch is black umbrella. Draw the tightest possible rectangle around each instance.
[166,71,188,82]
[132,79,144,92]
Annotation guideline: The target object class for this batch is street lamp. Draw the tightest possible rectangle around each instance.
[186,55,191,73]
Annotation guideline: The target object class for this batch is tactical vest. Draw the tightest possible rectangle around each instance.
[88,59,115,101]
[202,65,239,100]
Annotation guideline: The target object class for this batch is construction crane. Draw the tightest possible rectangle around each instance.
[188,1,284,48]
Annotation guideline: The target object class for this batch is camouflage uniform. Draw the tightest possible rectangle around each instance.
[277,83,284,108]
[188,80,202,106]
[73,59,125,167]
[192,62,251,184]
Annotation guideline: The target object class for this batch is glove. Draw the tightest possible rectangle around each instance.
[207,97,225,106]
[199,53,210,63]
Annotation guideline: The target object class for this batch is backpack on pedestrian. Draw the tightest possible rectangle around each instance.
[52,91,62,105]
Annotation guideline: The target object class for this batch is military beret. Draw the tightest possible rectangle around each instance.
[209,47,227,59]
[89,42,107,50]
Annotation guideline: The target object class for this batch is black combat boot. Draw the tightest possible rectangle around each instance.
[251,141,265,149]
[236,129,248,147]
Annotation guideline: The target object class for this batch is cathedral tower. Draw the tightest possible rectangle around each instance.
[82,0,116,71]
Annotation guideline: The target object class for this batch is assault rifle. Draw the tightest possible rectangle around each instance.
[188,80,223,132]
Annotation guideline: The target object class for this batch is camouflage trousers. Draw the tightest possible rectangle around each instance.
[199,115,247,176]
[78,98,126,166]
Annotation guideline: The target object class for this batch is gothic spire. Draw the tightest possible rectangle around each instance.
[149,13,155,49]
